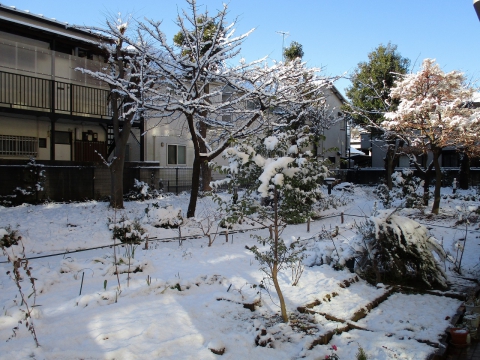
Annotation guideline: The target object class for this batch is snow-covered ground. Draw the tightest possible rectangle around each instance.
[0,185,479,359]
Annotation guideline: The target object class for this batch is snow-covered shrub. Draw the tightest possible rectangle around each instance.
[355,211,447,289]
[143,205,183,228]
[373,184,392,209]
[443,192,480,202]
[109,217,148,244]
[391,169,423,208]
[4,158,47,205]
[374,169,423,209]
[302,226,358,270]
[125,179,161,201]
[0,227,20,248]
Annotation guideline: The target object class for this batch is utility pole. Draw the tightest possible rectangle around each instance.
[276,30,289,62]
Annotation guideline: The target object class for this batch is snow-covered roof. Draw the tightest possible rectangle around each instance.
[349,147,366,156]
[0,3,106,44]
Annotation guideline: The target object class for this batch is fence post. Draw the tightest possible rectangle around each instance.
[341,212,344,224]
[167,180,170,193]
[176,167,179,195]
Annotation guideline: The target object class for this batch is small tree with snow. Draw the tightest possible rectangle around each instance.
[212,123,329,322]
[384,59,480,214]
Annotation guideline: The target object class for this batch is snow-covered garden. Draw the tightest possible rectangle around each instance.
[1,180,479,359]
[1,1,480,359]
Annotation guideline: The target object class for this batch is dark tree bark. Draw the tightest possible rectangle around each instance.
[107,37,136,209]
[458,152,470,190]
[412,160,434,206]
[199,121,212,192]
[109,127,132,208]
[385,144,396,190]
[431,147,442,215]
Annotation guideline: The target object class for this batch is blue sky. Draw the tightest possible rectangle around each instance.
[4,0,480,96]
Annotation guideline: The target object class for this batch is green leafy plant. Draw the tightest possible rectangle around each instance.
[356,345,368,360]
[108,216,148,287]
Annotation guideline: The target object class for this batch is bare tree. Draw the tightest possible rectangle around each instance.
[77,17,154,208]
[127,0,337,217]
[81,0,339,216]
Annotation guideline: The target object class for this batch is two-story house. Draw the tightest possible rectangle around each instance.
[0,4,146,163]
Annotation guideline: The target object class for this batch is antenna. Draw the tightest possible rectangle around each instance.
[276,30,289,62]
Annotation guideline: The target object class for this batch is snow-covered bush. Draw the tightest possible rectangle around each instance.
[125,179,161,201]
[303,226,358,271]
[109,217,148,244]
[0,227,20,248]
[143,205,183,228]
[391,169,423,208]
[374,184,393,209]
[212,130,329,226]
[374,169,423,209]
[355,211,447,289]
[2,158,47,206]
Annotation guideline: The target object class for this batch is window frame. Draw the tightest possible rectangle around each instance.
[167,144,187,165]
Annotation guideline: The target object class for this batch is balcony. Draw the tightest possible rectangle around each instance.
[0,70,113,119]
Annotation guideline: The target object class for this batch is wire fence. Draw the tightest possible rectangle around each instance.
[1,211,477,264]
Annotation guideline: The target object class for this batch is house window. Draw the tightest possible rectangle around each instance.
[55,131,71,144]
[38,138,47,148]
[0,135,37,156]
[167,145,186,165]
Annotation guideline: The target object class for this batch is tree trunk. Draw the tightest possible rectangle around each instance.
[412,160,433,206]
[198,85,212,192]
[199,120,211,192]
[272,262,288,323]
[200,160,212,192]
[187,156,201,218]
[110,154,125,209]
[423,172,431,206]
[272,188,288,323]
[458,152,470,190]
[108,103,133,209]
[431,148,442,214]
[385,145,395,190]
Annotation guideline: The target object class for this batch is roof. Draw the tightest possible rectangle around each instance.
[350,147,366,156]
[329,84,347,104]
[0,3,108,44]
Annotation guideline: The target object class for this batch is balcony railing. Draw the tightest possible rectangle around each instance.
[0,71,113,118]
